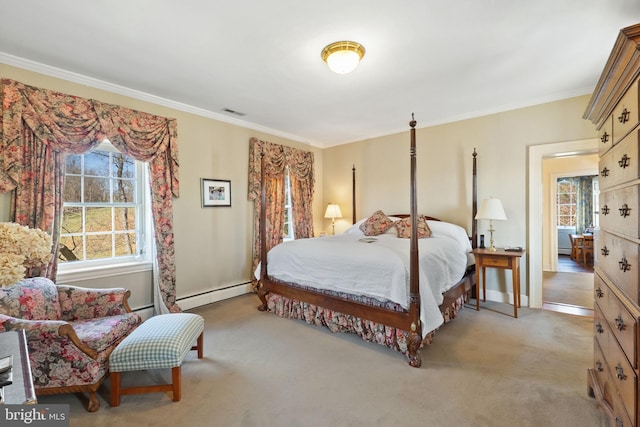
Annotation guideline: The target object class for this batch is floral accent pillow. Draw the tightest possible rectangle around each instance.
[394,215,432,238]
[359,210,395,236]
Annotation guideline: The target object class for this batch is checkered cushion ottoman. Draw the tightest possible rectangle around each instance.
[109,312,204,406]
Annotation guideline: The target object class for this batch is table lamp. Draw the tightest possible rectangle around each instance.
[324,203,342,235]
[475,197,507,252]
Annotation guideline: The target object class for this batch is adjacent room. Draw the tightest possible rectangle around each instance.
[542,155,598,317]
[1,1,639,426]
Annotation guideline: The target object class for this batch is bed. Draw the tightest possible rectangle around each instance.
[255,117,478,367]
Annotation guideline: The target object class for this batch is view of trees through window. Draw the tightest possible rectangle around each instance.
[60,145,141,263]
[283,168,294,241]
[557,179,577,227]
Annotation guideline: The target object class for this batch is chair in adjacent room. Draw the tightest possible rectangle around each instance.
[569,234,583,262]
[582,235,594,264]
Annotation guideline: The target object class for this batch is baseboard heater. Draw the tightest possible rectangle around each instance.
[133,282,253,320]
[177,282,253,311]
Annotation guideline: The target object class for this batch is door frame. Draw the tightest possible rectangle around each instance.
[528,138,598,308]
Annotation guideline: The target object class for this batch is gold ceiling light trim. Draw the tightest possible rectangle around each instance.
[321,41,366,74]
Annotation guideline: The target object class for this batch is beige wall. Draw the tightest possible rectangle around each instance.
[324,96,598,299]
[0,64,324,311]
[542,154,599,270]
[0,62,601,307]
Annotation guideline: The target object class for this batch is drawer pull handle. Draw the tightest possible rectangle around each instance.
[618,154,630,169]
[595,322,604,334]
[602,205,610,216]
[616,364,627,380]
[600,167,609,177]
[618,108,630,124]
[619,257,631,272]
[600,132,609,144]
[619,204,631,217]
[601,246,609,257]
[615,315,626,331]
[595,288,604,298]
[616,416,624,427]
[595,361,603,372]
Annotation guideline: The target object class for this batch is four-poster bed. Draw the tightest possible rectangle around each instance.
[256,117,478,367]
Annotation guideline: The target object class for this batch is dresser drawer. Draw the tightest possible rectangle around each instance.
[595,274,637,369]
[594,339,608,388]
[593,337,636,427]
[599,115,614,156]
[596,302,638,424]
[605,339,637,427]
[594,302,611,357]
[479,255,510,268]
[599,129,640,190]
[600,185,640,239]
[598,231,640,305]
[613,76,640,144]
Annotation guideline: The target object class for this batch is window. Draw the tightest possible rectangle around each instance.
[283,167,295,241]
[557,179,577,228]
[58,141,151,273]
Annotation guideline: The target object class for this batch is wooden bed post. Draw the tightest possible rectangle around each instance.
[257,150,269,311]
[472,148,478,249]
[407,114,422,367]
[352,164,356,224]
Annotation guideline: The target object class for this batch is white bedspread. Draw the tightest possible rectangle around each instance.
[256,220,472,337]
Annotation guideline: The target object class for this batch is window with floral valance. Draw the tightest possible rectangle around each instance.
[0,78,180,313]
[248,137,315,284]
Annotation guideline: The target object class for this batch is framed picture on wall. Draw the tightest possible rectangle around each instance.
[202,179,231,207]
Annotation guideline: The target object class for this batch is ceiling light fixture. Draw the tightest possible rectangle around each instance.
[321,41,366,74]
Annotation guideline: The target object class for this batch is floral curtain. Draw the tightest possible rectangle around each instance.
[248,137,314,285]
[0,78,181,313]
[574,176,594,234]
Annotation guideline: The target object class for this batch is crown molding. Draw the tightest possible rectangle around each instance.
[0,51,320,147]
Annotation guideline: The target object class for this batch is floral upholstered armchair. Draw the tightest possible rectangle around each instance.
[0,277,141,411]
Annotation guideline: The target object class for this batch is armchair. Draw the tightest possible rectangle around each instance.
[0,277,141,411]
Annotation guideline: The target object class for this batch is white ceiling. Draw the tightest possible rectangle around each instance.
[1,1,640,148]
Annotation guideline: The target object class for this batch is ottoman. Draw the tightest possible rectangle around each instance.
[109,312,204,407]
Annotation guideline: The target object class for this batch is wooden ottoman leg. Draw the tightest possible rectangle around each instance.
[172,366,181,402]
[197,332,203,358]
[191,332,204,359]
[110,372,122,407]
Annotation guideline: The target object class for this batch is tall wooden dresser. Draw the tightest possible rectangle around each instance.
[584,23,640,427]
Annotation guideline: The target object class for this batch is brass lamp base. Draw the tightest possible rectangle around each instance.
[488,222,497,251]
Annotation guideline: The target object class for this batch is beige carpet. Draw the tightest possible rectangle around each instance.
[543,271,593,308]
[39,295,606,427]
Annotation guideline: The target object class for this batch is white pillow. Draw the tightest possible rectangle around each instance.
[427,220,472,252]
[343,218,366,235]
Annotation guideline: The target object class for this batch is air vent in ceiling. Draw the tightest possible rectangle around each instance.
[222,108,246,116]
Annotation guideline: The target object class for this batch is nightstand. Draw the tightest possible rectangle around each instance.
[472,248,524,318]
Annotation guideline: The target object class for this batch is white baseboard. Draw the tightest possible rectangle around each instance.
[133,282,253,320]
[484,289,529,307]
[178,283,253,311]
[135,307,155,322]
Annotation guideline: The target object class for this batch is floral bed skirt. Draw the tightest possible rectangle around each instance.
[267,287,465,358]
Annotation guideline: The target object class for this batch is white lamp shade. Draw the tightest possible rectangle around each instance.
[475,198,507,221]
[324,204,343,219]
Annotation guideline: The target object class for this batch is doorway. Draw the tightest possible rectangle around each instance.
[541,153,598,315]
[528,138,598,312]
